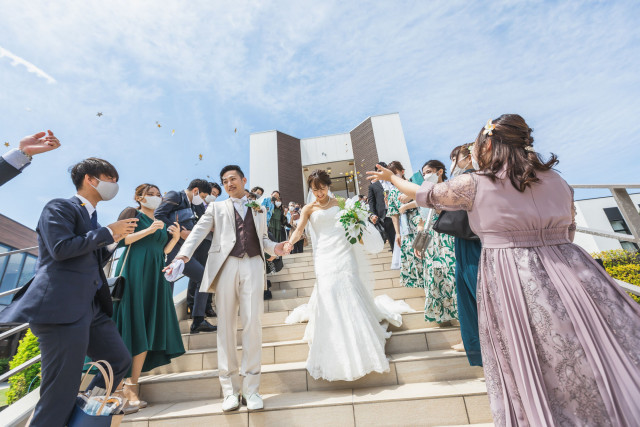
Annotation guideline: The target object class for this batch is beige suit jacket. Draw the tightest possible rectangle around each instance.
[177,198,277,293]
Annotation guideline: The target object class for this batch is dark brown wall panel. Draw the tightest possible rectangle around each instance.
[0,214,39,256]
[276,132,305,205]
[350,118,379,195]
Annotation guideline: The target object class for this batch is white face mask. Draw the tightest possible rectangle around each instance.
[192,192,204,206]
[91,177,119,201]
[275,201,282,207]
[140,195,161,210]
[472,156,481,171]
[423,172,439,184]
[205,195,217,203]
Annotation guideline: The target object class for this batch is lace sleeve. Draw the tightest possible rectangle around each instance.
[415,173,477,211]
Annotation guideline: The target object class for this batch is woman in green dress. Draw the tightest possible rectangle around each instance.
[268,191,289,242]
[113,183,185,408]
[387,161,425,289]
[418,160,458,324]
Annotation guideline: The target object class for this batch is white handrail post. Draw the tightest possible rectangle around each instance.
[611,187,640,243]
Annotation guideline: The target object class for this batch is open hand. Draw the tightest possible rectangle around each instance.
[366,164,394,183]
[19,130,61,157]
[167,221,181,240]
[162,256,189,273]
[108,218,138,237]
[399,194,411,204]
[148,219,164,232]
[180,228,190,240]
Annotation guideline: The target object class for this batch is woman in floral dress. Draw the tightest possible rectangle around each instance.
[387,161,424,289]
[418,160,457,324]
[369,114,640,426]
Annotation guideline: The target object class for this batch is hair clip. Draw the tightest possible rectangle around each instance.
[483,119,495,136]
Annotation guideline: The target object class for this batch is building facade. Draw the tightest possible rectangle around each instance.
[0,214,38,308]
[249,113,413,204]
[574,193,640,254]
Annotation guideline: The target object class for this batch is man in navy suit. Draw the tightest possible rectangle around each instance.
[0,158,138,426]
[0,130,61,186]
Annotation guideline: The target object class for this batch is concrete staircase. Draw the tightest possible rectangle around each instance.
[123,248,493,426]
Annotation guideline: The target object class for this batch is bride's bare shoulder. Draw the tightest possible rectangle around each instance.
[301,203,316,216]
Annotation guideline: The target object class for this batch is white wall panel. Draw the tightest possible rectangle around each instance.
[249,131,279,195]
[574,193,640,253]
[371,114,414,176]
[301,133,353,166]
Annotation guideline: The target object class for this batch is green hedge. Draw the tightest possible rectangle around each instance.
[592,249,640,303]
[7,329,41,404]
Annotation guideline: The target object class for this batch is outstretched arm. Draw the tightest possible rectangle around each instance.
[368,164,476,212]
[175,204,215,261]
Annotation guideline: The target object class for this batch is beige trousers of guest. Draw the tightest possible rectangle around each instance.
[216,255,264,397]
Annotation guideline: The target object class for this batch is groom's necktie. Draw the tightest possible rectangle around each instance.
[232,197,248,217]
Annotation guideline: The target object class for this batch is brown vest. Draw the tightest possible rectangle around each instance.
[229,206,262,258]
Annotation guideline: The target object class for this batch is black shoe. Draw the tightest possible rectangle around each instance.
[190,319,217,334]
[264,290,272,300]
[205,307,217,318]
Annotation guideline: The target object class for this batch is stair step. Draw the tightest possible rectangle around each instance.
[268,268,400,284]
[138,349,484,403]
[180,311,443,350]
[126,379,490,426]
[181,307,429,333]
[273,259,397,277]
[148,326,463,375]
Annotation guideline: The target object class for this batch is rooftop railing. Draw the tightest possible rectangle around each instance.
[571,184,640,246]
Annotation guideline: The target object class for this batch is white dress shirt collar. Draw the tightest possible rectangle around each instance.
[75,194,96,217]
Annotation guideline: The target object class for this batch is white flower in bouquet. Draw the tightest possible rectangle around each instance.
[335,196,370,244]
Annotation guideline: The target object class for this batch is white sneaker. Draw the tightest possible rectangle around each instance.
[222,393,240,412]
[243,393,264,411]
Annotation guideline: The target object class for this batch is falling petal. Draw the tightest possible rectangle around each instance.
[171,129,175,136]
[156,121,161,128]
[199,154,203,161]
[3,142,9,147]
[234,128,237,133]
[96,112,103,117]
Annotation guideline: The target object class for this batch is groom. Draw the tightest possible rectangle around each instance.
[168,165,289,412]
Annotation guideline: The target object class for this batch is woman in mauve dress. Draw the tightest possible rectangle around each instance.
[368,114,640,426]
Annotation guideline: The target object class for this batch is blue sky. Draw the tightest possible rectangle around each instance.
[1,0,639,229]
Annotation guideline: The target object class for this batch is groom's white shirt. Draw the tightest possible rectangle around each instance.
[177,197,277,293]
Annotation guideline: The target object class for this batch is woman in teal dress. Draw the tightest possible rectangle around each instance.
[387,161,425,289]
[418,160,457,325]
[113,183,185,408]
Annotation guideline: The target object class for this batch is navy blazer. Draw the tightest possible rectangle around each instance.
[0,197,115,324]
[0,157,22,187]
[368,181,387,220]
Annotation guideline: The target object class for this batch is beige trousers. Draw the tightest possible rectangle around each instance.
[215,255,264,396]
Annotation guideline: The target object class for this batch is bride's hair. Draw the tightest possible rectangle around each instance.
[307,169,332,190]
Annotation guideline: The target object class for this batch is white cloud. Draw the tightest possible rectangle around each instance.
[0,46,56,83]
[0,0,639,228]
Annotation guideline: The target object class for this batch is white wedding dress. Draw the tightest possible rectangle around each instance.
[286,206,411,381]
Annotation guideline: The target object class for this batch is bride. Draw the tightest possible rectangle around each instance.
[284,169,410,381]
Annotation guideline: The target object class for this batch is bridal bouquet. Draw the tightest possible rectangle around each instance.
[335,197,370,244]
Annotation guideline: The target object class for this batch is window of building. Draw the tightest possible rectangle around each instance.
[604,207,639,252]
[0,252,26,305]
